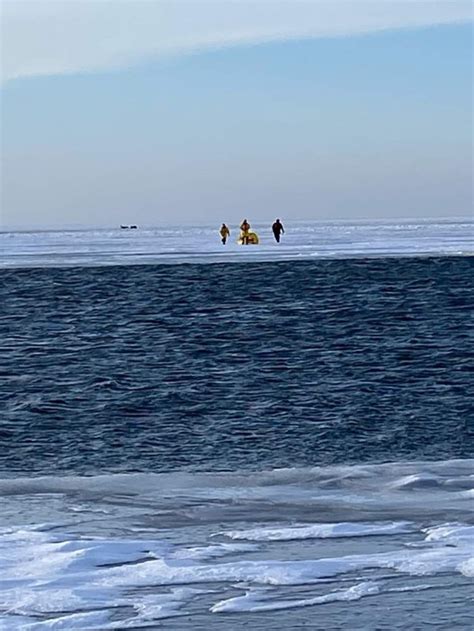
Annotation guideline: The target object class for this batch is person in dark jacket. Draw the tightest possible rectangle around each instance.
[272,219,285,243]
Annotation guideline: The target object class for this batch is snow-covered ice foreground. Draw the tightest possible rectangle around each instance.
[1,459,473,629]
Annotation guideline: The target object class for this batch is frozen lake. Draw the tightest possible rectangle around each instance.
[1,218,472,268]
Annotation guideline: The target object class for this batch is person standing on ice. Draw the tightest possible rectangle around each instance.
[272,219,285,243]
[240,219,251,245]
[219,223,230,245]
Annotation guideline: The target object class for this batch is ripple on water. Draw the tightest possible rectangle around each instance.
[0,256,473,475]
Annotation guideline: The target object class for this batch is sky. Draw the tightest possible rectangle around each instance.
[1,0,472,229]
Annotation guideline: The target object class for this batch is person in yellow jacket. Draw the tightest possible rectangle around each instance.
[240,219,251,245]
[219,223,230,245]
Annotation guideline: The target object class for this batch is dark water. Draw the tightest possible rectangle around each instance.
[1,257,473,476]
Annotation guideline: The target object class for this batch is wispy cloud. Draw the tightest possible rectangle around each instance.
[2,0,472,82]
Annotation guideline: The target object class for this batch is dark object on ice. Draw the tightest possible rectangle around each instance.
[130,225,138,229]
[120,225,129,229]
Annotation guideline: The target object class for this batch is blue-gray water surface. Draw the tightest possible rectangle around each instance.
[1,256,473,476]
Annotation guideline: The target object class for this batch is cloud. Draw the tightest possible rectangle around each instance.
[2,0,472,82]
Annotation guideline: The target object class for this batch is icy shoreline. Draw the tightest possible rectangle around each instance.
[1,459,473,629]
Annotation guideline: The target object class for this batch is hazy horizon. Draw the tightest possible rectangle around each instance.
[2,215,473,236]
[1,1,472,229]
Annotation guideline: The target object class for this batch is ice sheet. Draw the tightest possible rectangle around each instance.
[1,517,472,628]
[220,521,414,541]
[1,219,472,268]
[1,459,473,628]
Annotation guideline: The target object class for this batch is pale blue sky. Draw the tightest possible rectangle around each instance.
[1,1,472,228]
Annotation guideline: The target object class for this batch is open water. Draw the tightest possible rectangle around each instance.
[0,221,473,630]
